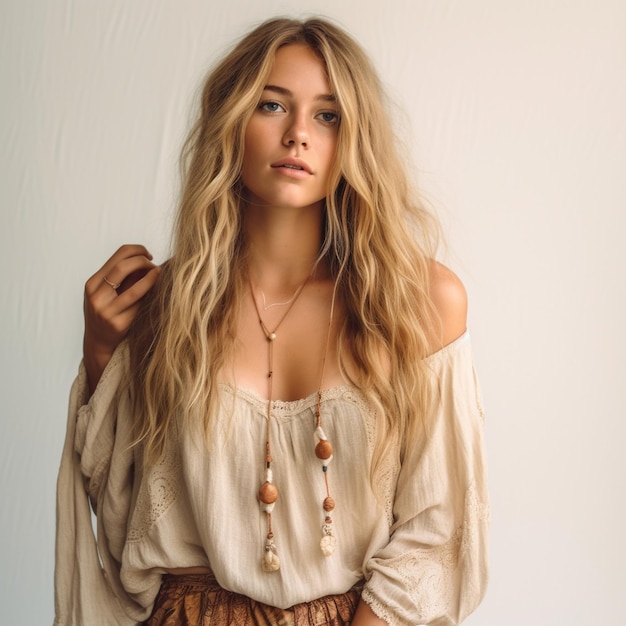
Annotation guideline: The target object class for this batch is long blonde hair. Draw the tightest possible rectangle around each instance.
[128,17,440,482]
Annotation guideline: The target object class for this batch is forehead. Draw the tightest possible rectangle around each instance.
[266,43,331,94]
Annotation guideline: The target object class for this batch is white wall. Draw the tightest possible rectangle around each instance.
[1,1,624,624]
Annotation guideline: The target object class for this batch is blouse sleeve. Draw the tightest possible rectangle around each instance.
[54,342,154,626]
[361,334,489,626]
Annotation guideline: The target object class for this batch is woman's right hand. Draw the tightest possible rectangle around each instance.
[83,244,161,394]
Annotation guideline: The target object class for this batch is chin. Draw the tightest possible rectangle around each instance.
[248,194,325,212]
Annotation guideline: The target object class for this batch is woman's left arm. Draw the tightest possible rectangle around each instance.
[357,266,489,626]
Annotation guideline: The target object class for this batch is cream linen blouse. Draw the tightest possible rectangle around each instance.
[54,332,488,626]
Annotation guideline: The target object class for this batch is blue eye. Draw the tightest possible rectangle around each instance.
[260,101,284,113]
[317,111,340,125]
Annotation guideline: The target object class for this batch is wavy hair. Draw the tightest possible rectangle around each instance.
[128,17,440,485]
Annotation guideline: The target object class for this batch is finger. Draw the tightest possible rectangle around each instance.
[85,244,154,294]
[117,267,153,295]
[83,266,161,355]
[85,263,160,325]
[93,244,153,280]
[88,255,157,299]
[98,255,157,292]
[100,265,161,317]
[103,301,144,337]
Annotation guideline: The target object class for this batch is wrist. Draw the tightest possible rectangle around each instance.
[82,337,115,395]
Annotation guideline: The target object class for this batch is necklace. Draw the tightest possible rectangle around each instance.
[249,275,338,572]
[260,286,302,311]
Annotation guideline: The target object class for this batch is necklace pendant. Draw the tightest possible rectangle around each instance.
[267,332,277,341]
[262,539,281,572]
[320,513,336,556]
[320,532,336,556]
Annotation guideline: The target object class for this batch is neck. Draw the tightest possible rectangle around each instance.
[243,202,327,291]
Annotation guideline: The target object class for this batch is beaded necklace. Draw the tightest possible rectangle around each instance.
[249,276,338,572]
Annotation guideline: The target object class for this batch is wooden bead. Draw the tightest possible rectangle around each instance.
[323,497,335,512]
[315,440,333,459]
[259,481,279,504]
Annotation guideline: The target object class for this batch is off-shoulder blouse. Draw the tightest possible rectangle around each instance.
[54,332,488,626]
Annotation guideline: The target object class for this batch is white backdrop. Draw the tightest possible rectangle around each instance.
[1,1,625,624]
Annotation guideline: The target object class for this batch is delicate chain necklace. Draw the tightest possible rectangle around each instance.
[249,275,339,572]
[260,287,302,311]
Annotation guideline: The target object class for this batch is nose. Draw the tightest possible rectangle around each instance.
[282,115,309,148]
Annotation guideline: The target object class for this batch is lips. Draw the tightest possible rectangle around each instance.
[270,158,313,174]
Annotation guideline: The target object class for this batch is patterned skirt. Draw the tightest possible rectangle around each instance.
[143,573,361,626]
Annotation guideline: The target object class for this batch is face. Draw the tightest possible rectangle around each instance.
[241,44,340,213]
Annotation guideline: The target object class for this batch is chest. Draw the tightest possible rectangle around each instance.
[228,287,348,401]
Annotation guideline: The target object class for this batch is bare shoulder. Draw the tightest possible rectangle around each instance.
[428,261,468,351]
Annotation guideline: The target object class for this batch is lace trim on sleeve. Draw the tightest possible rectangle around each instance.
[127,426,182,542]
[362,481,489,626]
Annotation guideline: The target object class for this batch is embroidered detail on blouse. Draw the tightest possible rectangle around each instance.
[127,430,182,543]
[219,383,359,418]
[377,454,400,528]
[357,395,399,528]
[362,481,489,625]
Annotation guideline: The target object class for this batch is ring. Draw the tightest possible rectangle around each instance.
[103,276,121,290]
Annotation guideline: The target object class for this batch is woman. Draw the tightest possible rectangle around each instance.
[55,17,488,626]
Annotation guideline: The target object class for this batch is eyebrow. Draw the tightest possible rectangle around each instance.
[263,84,337,103]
